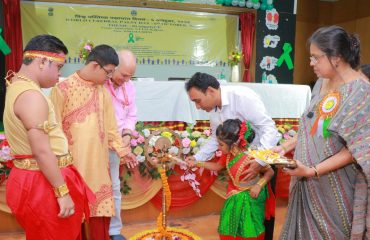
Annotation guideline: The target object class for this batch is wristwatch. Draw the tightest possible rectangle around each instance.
[53,183,70,198]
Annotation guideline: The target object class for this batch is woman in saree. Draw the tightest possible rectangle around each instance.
[275,25,370,239]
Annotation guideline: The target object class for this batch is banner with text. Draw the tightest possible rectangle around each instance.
[21,2,238,67]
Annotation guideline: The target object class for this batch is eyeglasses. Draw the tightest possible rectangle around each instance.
[96,61,114,78]
[309,54,326,65]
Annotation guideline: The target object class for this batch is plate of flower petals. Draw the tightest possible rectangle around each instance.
[247,148,297,169]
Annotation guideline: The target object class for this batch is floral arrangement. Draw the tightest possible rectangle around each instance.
[124,123,212,196]
[277,123,297,145]
[228,49,242,67]
[78,40,94,62]
[130,123,211,166]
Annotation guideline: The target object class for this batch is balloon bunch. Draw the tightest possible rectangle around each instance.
[217,0,274,10]
[260,0,275,10]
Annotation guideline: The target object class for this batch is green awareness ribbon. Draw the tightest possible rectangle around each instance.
[128,32,135,43]
[323,118,331,138]
[0,28,11,55]
[277,42,294,70]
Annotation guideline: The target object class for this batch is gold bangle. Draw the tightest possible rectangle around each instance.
[257,178,267,187]
[53,183,69,198]
[196,161,205,168]
[312,165,319,179]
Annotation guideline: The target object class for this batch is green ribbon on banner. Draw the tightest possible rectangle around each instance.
[128,32,135,43]
[0,28,11,55]
[277,42,294,70]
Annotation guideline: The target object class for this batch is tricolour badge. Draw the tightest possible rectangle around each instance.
[310,92,341,138]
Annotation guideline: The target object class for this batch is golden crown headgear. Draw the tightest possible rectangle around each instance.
[23,50,65,64]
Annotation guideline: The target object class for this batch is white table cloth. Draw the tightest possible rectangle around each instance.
[133,81,311,123]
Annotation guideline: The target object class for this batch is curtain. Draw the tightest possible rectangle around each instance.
[240,12,255,82]
[4,0,23,72]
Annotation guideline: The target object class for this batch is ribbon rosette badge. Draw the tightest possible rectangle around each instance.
[310,92,341,138]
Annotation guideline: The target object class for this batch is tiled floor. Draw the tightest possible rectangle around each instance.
[0,198,288,240]
[0,214,220,240]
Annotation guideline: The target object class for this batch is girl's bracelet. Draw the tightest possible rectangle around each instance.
[196,161,205,168]
[257,178,267,187]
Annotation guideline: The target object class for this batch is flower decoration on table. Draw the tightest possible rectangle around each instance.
[276,122,298,162]
[228,49,242,67]
[177,126,213,197]
[0,134,13,186]
[125,123,212,196]
[78,40,94,63]
[277,123,297,145]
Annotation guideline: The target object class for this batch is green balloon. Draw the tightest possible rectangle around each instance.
[224,0,232,6]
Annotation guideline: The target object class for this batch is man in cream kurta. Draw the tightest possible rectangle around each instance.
[50,45,137,240]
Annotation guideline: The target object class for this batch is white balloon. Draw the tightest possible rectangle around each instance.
[246,0,253,8]
[239,0,246,7]
[267,0,273,4]
[232,0,239,6]
[253,2,260,9]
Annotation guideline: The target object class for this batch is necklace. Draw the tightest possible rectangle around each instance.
[15,74,41,88]
[226,152,253,191]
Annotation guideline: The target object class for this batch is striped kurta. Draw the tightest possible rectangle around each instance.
[280,78,370,240]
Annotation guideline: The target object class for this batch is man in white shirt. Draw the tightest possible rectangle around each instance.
[185,72,280,180]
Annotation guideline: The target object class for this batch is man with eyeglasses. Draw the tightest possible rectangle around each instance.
[104,49,137,240]
[50,44,138,240]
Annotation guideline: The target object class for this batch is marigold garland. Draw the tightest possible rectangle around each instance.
[155,167,172,239]
[129,227,201,240]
